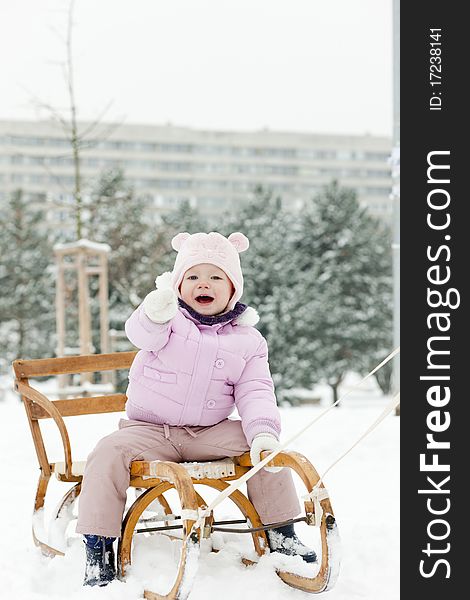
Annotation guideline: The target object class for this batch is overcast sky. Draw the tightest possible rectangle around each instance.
[0,0,393,136]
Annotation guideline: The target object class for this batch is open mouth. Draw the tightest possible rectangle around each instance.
[195,295,214,305]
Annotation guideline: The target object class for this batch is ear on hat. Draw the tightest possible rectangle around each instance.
[228,232,249,253]
[171,232,191,251]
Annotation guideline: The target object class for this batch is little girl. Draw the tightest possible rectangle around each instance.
[76,231,316,586]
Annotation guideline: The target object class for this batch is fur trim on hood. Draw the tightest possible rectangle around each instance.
[232,306,260,327]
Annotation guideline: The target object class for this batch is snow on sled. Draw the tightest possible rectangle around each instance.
[13,351,340,599]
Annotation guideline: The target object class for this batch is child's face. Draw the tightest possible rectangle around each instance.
[180,263,234,315]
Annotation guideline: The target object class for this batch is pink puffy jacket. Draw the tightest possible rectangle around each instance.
[124,304,281,444]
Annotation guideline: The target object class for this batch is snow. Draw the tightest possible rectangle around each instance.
[0,387,398,600]
[53,239,111,253]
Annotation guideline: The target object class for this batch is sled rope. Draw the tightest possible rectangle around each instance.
[192,346,400,531]
[315,391,400,485]
[308,390,400,525]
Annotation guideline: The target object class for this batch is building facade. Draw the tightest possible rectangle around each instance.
[0,120,392,233]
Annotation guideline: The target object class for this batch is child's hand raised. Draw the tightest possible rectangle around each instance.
[143,288,178,324]
[250,434,283,473]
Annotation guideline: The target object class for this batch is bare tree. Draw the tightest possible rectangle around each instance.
[20,0,125,365]
[29,0,123,239]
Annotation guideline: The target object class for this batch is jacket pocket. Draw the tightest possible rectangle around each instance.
[211,351,246,383]
[143,366,177,384]
[205,397,235,410]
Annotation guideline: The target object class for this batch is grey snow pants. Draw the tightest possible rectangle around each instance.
[76,418,300,538]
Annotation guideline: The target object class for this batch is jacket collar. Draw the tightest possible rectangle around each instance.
[178,299,259,327]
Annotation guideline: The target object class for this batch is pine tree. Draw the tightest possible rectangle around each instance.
[0,189,55,363]
[292,181,393,404]
[155,200,209,275]
[86,169,163,334]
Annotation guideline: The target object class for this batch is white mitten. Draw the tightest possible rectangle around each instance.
[250,433,283,473]
[143,288,178,323]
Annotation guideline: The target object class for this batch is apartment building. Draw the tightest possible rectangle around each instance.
[0,119,392,233]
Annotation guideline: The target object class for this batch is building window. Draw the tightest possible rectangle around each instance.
[364,187,391,195]
[336,150,353,161]
[136,142,157,152]
[365,169,391,178]
[364,152,389,162]
[158,143,193,154]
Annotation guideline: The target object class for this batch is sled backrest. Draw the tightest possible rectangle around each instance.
[13,351,137,479]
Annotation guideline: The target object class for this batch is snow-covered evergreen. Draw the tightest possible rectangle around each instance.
[0,189,55,364]
[291,181,393,402]
[85,169,165,334]
[154,200,210,275]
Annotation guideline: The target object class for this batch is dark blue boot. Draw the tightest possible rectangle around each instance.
[83,535,116,587]
[267,523,317,563]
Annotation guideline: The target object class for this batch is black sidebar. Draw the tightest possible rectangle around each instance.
[401,2,466,597]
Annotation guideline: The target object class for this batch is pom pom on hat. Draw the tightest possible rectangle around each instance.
[171,232,191,251]
[228,232,249,253]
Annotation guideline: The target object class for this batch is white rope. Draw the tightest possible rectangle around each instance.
[303,486,330,527]
[307,391,400,526]
[180,508,206,521]
[315,391,400,487]
[191,346,400,530]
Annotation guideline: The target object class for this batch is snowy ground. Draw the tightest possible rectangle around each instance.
[0,382,399,600]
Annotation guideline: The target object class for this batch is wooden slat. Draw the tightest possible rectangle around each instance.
[13,351,137,378]
[23,395,52,476]
[130,461,249,481]
[16,381,74,478]
[30,394,127,419]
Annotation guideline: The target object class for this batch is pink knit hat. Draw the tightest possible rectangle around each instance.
[170,232,249,310]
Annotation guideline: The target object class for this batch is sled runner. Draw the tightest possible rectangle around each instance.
[13,351,340,599]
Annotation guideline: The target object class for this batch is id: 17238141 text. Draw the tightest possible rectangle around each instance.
[429,28,443,111]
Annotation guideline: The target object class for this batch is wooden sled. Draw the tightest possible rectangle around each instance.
[13,351,340,599]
